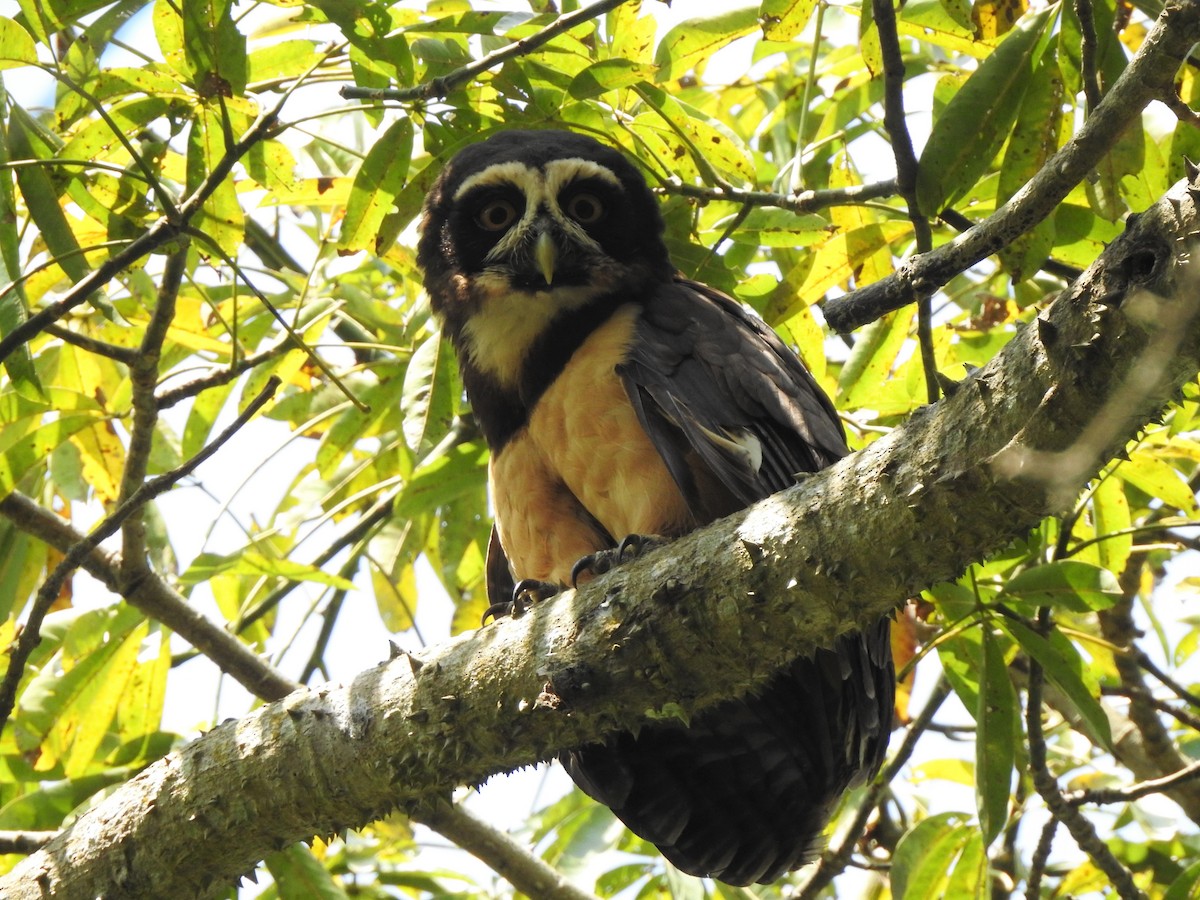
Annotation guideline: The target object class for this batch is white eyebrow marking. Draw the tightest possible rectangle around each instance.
[453,162,539,200]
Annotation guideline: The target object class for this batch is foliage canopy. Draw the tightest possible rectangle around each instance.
[1,0,1200,897]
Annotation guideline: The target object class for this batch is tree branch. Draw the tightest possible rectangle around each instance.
[1,173,1198,899]
[824,0,1200,332]
[338,0,631,103]
[0,378,290,726]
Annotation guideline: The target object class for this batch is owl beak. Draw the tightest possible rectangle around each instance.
[535,229,557,285]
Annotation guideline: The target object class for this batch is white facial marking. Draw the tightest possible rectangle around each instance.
[453,157,627,387]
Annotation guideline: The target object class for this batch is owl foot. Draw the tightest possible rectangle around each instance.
[482,578,561,624]
[571,534,667,587]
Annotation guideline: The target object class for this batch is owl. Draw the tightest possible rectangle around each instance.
[417,129,893,885]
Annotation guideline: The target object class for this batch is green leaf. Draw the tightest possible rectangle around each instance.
[1003,617,1113,750]
[727,208,830,247]
[636,84,757,184]
[401,334,455,457]
[976,625,1015,846]
[266,843,349,900]
[181,0,248,96]
[0,80,39,395]
[1091,474,1132,577]
[916,4,1058,214]
[0,414,98,498]
[15,604,147,778]
[392,441,488,521]
[760,0,818,41]
[7,105,89,285]
[340,118,414,254]
[184,106,247,257]
[0,17,37,69]
[999,560,1122,612]
[891,812,978,900]
[569,59,657,100]
[1116,450,1200,516]
[653,6,759,82]
[179,551,357,591]
[1164,859,1200,900]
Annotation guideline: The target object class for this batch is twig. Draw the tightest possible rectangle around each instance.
[796,675,953,898]
[1026,611,1146,900]
[0,376,283,734]
[42,323,137,363]
[1066,759,1200,805]
[872,0,939,403]
[1025,817,1058,900]
[0,832,56,855]
[416,801,600,900]
[119,246,187,572]
[1102,684,1200,732]
[0,490,298,701]
[155,339,294,409]
[1075,0,1105,110]
[824,0,1200,332]
[661,177,898,215]
[339,0,630,102]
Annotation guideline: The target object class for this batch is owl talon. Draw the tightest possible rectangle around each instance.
[571,534,666,587]
[482,579,561,625]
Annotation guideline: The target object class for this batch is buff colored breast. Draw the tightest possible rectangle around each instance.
[489,304,693,586]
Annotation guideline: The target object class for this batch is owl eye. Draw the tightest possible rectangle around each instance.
[477,200,518,232]
[565,192,604,225]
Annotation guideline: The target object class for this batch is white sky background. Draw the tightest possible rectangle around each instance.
[3,0,1198,894]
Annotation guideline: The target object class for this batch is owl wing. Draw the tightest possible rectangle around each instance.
[560,276,895,885]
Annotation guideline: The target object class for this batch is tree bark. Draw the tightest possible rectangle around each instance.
[3,175,1200,899]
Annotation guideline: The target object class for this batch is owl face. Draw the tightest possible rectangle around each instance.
[418,131,673,366]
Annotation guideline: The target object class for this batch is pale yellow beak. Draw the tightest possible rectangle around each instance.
[535,230,557,285]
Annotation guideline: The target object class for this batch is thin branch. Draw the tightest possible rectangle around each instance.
[1098,559,1200,819]
[1066,759,1200,806]
[41,322,137,364]
[339,0,630,102]
[1075,0,1105,110]
[1103,684,1200,733]
[417,802,600,900]
[0,832,56,855]
[0,490,298,701]
[824,0,1200,332]
[1026,613,1146,900]
[872,0,938,403]
[660,177,898,216]
[938,207,1083,281]
[0,376,283,734]
[1025,817,1058,900]
[155,338,294,409]
[119,245,187,573]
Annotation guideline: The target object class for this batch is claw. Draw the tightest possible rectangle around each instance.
[482,579,561,625]
[571,534,667,587]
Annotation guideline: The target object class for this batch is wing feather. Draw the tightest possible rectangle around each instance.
[561,276,895,885]
[618,278,848,511]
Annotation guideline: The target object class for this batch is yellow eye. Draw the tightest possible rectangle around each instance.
[566,192,604,225]
[477,200,518,232]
